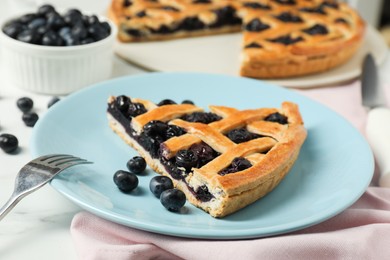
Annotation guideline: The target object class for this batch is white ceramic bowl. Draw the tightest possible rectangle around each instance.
[0,16,117,95]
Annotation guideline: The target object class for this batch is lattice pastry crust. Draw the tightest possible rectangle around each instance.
[107,96,307,217]
[108,0,365,78]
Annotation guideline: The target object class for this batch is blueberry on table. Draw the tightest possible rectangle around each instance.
[160,189,186,212]
[0,134,19,153]
[113,170,139,192]
[126,156,147,174]
[22,112,39,127]
[16,97,34,112]
[149,176,174,198]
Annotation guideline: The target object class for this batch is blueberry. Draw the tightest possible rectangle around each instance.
[28,18,46,30]
[88,23,109,41]
[244,19,270,32]
[16,29,40,44]
[165,125,185,139]
[0,134,19,153]
[219,157,252,175]
[138,133,160,158]
[86,15,99,25]
[226,128,259,143]
[179,17,205,31]
[212,6,241,27]
[189,142,217,167]
[71,22,88,40]
[22,112,39,127]
[274,12,303,23]
[17,97,34,112]
[63,9,83,26]
[115,95,131,112]
[181,100,194,105]
[37,4,56,16]
[42,30,63,46]
[175,149,198,171]
[242,2,271,9]
[19,13,37,24]
[231,157,252,171]
[58,27,72,39]
[267,34,303,45]
[81,38,94,44]
[127,156,147,174]
[100,21,111,34]
[149,176,174,198]
[143,120,168,137]
[113,170,139,192]
[181,112,222,124]
[46,12,66,30]
[128,102,147,117]
[302,24,328,35]
[195,185,213,202]
[63,35,80,46]
[2,22,24,38]
[36,25,49,35]
[264,112,288,124]
[157,99,176,106]
[160,189,186,212]
[48,96,60,108]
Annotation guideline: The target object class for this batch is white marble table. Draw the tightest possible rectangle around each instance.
[0,56,144,260]
[0,1,389,259]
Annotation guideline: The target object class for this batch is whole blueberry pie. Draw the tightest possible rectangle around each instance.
[108,0,365,78]
[107,96,307,217]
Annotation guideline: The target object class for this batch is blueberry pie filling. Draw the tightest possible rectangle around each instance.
[274,12,303,23]
[267,34,304,45]
[302,24,328,35]
[242,2,271,10]
[107,95,307,217]
[245,42,262,48]
[244,19,271,32]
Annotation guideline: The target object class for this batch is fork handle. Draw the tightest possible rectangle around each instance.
[0,192,24,221]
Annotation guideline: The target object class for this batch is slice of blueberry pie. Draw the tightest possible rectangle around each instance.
[108,0,365,78]
[107,96,307,217]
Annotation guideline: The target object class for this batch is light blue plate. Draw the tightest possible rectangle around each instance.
[30,72,374,239]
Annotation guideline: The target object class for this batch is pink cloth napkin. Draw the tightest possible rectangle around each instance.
[71,80,390,260]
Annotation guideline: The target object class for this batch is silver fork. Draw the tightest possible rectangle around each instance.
[0,154,92,221]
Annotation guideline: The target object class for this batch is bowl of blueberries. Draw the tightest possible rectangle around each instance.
[0,4,116,95]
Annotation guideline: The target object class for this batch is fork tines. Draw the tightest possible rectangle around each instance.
[37,154,92,167]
